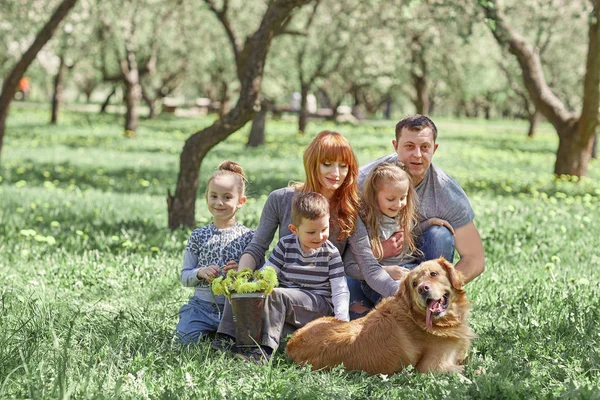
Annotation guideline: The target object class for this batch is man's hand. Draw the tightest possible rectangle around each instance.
[428,218,455,235]
[197,265,221,281]
[381,230,404,258]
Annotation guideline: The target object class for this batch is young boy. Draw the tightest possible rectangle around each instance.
[213,191,349,363]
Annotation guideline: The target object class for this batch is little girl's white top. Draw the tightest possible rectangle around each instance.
[377,215,420,267]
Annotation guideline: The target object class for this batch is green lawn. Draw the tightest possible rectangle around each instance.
[1,104,599,399]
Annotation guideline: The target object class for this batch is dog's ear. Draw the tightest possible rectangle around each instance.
[397,273,414,306]
[437,257,464,291]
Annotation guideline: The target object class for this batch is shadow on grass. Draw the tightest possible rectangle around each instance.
[460,177,600,199]
[0,159,301,198]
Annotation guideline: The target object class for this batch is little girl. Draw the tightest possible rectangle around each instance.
[351,162,451,309]
[175,160,254,344]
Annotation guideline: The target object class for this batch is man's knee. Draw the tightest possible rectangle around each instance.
[423,225,455,247]
[421,225,455,261]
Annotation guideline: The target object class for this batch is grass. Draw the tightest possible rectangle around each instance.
[1,104,599,399]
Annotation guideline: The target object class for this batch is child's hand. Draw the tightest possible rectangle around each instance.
[383,265,410,281]
[223,260,238,273]
[197,265,221,281]
[428,218,455,235]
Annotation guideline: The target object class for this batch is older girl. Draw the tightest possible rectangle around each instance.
[175,161,254,343]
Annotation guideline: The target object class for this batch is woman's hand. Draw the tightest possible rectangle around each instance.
[197,265,221,281]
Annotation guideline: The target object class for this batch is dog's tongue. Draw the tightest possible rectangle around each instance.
[426,299,444,329]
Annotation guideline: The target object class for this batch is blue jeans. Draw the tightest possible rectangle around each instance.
[347,276,374,320]
[418,225,455,262]
[175,296,222,344]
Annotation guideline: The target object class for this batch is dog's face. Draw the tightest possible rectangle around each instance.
[401,257,465,329]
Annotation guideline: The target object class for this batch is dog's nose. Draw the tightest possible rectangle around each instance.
[418,285,430,295]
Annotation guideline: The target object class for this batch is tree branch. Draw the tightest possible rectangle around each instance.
[205,0,242,68]
[481,0,575,129]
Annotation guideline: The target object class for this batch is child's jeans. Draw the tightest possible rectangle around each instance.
[176,296,223,344]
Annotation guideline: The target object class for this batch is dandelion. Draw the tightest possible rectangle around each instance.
[185,372,195,388]
[212,266,278,300]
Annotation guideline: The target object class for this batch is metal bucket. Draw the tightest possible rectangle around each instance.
[230,292,266,348]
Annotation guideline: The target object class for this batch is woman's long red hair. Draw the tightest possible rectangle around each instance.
[300,131,359,239]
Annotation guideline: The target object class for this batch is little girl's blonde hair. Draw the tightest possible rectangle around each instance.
[205,160,247,199]
[360,162,419,260]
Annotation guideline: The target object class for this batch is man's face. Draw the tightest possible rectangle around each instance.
[393,127,438,185]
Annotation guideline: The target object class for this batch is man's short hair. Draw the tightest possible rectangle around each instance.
[292,192,330,227]
[395,114,438,142]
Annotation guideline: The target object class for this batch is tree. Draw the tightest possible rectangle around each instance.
[167,0,312,228]
[97,0,179,133]
[0,0,78,161]
[481,0,600,177]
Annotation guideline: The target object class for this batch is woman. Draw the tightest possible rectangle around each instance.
[238,130,360,270]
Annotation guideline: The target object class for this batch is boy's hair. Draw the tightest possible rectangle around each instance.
[291,192,330,227]
[205,160,247,199]
[395,114,438,142]
[360,162,420,261]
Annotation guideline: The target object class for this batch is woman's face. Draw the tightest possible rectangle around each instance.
[318,160,349,198]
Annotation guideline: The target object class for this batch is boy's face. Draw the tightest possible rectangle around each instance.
[289,215,330,252]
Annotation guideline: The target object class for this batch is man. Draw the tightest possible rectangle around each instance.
[359,114,485,283]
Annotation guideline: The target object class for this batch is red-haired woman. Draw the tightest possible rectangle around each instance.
[213,130,370,363]
[240,130,361,266]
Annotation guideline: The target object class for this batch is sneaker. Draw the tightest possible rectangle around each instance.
[234,346,272,365]
[211,334,237,353]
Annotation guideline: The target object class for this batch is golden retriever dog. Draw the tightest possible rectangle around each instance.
[286,257,475,374]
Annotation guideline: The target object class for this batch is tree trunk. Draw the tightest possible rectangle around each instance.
[247,102,267,147]
[218,81,229,118]
[592,132,597,159]
[123,77,141,133]
[298,84,309,134]
[51,54,67,124]
[141,86,156,119]
[167,0,311,228]
[327,101,340,122]
[554,121,596,176]
[527,108,541,138]
[0,0,78,161]
[412,74,429,115]
[168,110,254,228]
[411,35,429,115]
[384,95,392,119]
[84,88,94,103]
[100,87,116,113]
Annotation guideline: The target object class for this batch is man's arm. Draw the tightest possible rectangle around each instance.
[453,221,485,283]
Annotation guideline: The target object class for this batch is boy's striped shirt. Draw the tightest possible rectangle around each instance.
[263,234,345,297]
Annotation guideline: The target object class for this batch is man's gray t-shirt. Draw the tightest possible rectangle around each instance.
[358,153,475,230]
